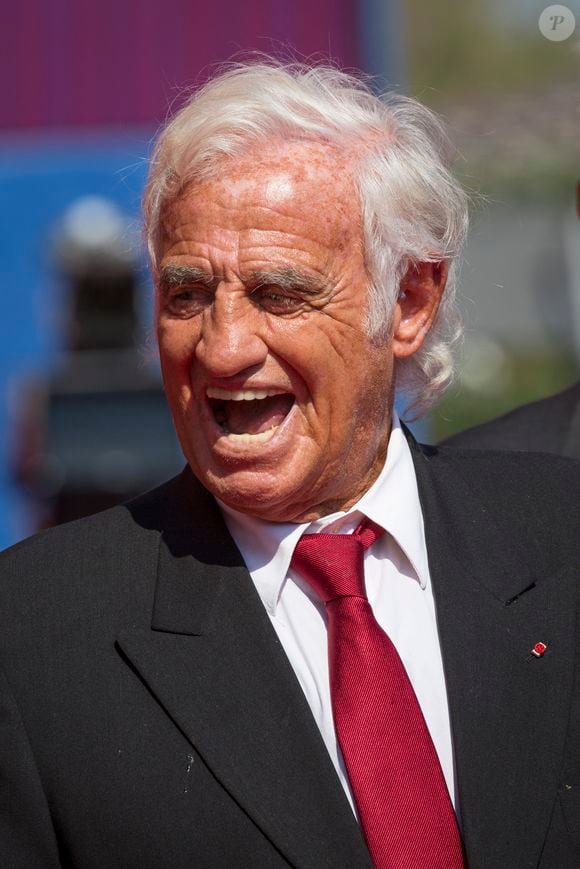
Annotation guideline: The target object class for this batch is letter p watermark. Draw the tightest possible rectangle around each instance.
[539,5,576,41]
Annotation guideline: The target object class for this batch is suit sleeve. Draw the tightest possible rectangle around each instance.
[0,662,62,867]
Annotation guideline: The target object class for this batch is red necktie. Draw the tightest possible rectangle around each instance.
[291,517,465,869]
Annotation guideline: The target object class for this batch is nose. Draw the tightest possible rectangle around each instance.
[195,285,268,379]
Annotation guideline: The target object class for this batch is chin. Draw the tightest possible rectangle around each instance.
[200,466,293,516]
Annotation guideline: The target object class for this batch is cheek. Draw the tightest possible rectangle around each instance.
[158,321,197,368]
[314,334,370,398]
[285,321,358,387]
[158,331,198,411]
[333,344,392,423]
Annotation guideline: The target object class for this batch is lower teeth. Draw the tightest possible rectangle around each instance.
[222,425,279,443]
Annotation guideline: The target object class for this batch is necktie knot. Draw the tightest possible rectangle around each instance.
[291,517,383,603]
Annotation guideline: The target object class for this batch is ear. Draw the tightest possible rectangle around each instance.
[392,260,448,359]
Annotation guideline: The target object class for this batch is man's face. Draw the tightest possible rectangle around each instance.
[156,141,395,522]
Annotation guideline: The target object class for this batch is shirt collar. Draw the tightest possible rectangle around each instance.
[217,413,429,617]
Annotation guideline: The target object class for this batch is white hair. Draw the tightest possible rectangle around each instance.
[143,61,469,416]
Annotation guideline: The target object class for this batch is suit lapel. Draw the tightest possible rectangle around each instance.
[410,439,577,868]
[117,470,371,869]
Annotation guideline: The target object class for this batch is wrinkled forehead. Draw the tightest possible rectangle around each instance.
[164,138,362,242]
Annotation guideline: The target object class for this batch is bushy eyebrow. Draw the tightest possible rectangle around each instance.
[246,267,325,296]
[158,264,326,296]
[158,265,216,295]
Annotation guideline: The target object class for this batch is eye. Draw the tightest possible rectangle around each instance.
[253,287,303,314]
[165,287,211,318]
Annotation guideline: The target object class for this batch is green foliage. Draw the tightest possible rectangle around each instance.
[407,0,578,104]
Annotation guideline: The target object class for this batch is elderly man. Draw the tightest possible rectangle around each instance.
[1,63,579,869]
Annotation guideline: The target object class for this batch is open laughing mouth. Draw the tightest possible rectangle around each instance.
[206,387,296,444]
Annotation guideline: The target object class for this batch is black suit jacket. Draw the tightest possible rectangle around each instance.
[0,437,579,868]
[442,382,580,459]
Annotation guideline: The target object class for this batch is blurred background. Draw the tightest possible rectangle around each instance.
[1,0,578,545]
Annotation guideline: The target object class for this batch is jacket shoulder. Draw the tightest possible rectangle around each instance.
[1,492,151,572]
[417,443,580,564]
[0,471,190,566]
[427,442,580,502]
[0,474,191,640]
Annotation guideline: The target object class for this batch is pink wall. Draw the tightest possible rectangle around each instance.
[2,0,359,129]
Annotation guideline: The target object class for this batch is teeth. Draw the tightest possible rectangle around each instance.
[220,426,279,443]
[206,387,282,401]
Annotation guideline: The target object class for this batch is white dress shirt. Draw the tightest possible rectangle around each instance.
[218,415,457,817]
